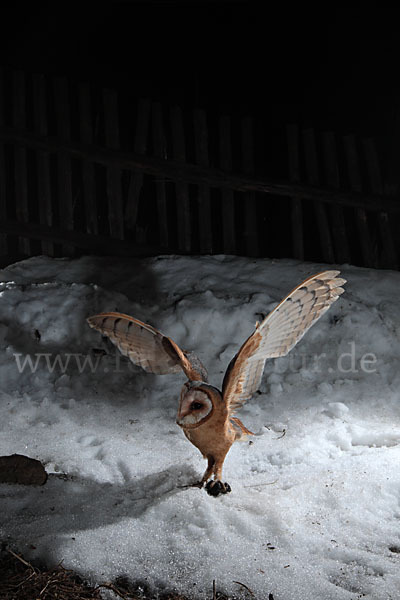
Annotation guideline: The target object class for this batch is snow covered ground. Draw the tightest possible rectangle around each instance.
[1,254,400,599]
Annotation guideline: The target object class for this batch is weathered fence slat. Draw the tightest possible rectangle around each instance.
[241,116,258,256]
[103,88,124,240]
[171,105,191,252]
[79,83,98,236]
[286,124,304,260]
[0,69,7,255]
[302,128,335,263]
[54,77,74,255]
[33,73,53,256]
[125,97,151,232]
[343,134,377,268]
[13,71,30,255]
[219,115,236,254]
[322,131,350,264]
[152,102,169,247]
[194,108,212,253]
[363,137,397,269]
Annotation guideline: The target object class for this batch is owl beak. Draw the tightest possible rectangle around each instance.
[176,409,188,426]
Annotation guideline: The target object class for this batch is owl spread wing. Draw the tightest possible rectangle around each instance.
[222,271,346,415]
[87,312,208,382]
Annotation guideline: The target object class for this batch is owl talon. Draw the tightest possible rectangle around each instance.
[205,480,231,496]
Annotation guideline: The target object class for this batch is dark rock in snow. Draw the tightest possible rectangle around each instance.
[0,454,48,485]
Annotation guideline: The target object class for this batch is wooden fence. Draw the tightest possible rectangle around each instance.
[0,67,398,268]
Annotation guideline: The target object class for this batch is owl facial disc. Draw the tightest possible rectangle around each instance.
[176,389,212,427]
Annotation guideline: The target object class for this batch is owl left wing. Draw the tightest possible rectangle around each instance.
[87,312,208,381]
[222,271,346,415]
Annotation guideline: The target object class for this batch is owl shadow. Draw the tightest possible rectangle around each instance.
[1,463,199,544]
[0,255,162,357]
[0,255,165,402]
[63,255,161,304]
[0,255,161,305]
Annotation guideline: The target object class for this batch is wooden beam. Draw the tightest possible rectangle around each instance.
[302,128,335,263]
[194,108,212,253]
[54,77,74,255]
[363,137,398,269]
[241,116,258,256]
[0,68,7,256]
[79,82,98,236]
[322,131,351,264]
[125,98,151,230]
[343,134,377,268]
[1,127,399,213]
[0,219,167,257]
[13,71,30,255]
[33,73,54,256]
[171,106,191,252]
[286,124,304,260]
[103,88,124,240]
[219,115,236,254]
[152,102,169,248]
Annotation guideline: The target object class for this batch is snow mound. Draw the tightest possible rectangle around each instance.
[1,255,400,599]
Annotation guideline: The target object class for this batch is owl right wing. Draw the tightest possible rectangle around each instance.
[87,312,208,382]
[222,271,346,416]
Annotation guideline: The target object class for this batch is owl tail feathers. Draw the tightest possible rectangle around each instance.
[230,417,254,441]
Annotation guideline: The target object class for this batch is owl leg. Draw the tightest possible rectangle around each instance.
[184,456,215,489]
[197,456,215,487]
[205,459,231,497]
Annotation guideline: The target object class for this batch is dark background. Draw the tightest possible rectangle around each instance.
[0,0,399,266]
[1,1,399,137]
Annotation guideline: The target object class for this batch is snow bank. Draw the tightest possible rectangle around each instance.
[1,254,400,599]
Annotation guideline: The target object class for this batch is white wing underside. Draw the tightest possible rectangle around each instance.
[222,271,346,413]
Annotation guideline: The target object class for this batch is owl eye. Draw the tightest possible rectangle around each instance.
[191,401,203,410]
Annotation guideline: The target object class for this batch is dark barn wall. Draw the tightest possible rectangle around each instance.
[0,1,399,268]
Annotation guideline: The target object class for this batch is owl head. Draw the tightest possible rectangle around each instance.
[176,381,221,429]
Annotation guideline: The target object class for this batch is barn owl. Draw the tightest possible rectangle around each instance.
[87,270,345,497]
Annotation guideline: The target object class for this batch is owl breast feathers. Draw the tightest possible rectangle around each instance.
[87,270,345,496]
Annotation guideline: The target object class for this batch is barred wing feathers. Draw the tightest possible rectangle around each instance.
[87,312,207,381]
[222,271,345,414]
